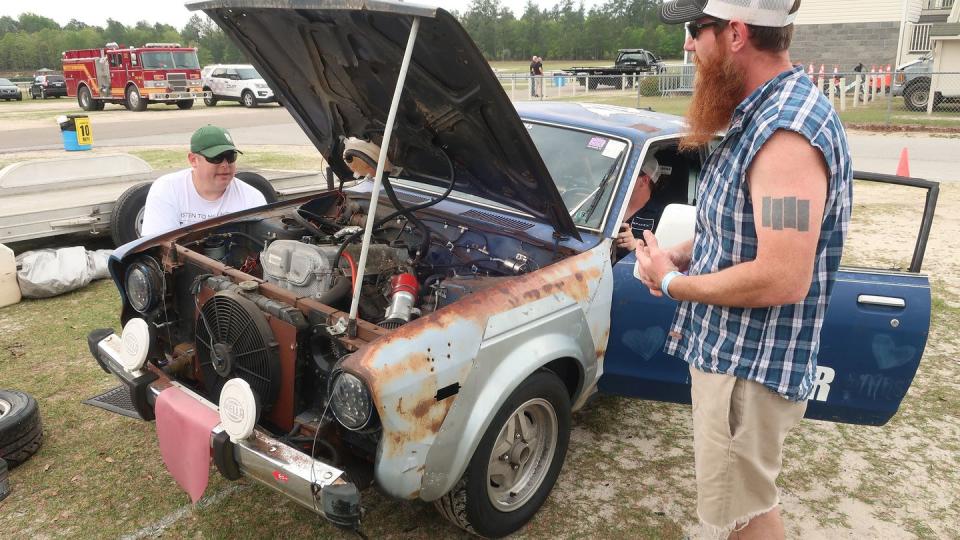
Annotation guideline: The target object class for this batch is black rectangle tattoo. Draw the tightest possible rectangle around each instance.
[797,200,810,232]
[762,197,771,227]
[783,197,797,229]
[772,198,783,230]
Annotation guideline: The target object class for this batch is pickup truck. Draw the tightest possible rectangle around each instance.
[564,48,665,90]
[892,54,960,111]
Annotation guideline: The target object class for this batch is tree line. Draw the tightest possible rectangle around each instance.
[0,1,684,74]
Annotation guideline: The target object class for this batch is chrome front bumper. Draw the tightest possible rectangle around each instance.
[147,90,211,101]
[89,330,361,529]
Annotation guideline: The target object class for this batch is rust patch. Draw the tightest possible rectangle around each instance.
[630,122,660,133]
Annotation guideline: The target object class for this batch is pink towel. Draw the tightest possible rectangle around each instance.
[154,386,221,503]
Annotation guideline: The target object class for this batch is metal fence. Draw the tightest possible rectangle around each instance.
[496,66,960,125]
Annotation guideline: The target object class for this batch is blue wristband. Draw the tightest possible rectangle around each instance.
[660,271,683,300]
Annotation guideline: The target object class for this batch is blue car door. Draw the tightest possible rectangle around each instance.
[600,171,938,426]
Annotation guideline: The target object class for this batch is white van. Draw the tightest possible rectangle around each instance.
[200,64,277,107]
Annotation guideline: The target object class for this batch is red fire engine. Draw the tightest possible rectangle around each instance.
[62,42,209,112]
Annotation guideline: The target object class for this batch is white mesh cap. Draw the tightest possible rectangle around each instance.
[661,0,798,28]
[640,154,662,184]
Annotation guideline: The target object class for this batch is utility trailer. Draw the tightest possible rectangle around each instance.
[0,153,333,246]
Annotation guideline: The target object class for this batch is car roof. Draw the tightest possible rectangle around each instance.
[205,64,256,69]
[515,101,686,146]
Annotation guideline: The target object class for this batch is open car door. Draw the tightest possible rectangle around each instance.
[600,171,939,426]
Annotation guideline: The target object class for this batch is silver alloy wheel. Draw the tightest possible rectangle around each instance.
[243,92,255,107]
[486,397,558,512]
[0,397,10,420]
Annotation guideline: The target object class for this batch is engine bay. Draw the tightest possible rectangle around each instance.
[126,186,581,478]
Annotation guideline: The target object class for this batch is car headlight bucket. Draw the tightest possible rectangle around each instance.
[125,260,161,313]
[330,372,373,430]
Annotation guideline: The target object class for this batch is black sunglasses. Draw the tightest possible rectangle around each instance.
[203,151,238,164]
[686,19,727,39]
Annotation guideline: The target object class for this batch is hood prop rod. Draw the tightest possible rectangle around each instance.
[347,16,420,337]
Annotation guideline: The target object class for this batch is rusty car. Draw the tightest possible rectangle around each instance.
[85,1,935,538]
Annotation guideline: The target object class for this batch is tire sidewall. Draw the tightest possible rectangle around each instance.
[110,182,152,246]
[463,371,571,538]
[0,390,34,434]
[235,171,278,203]
[242,90,257,108]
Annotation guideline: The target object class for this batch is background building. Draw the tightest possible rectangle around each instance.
[789,0,955,70]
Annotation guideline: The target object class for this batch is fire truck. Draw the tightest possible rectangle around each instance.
[62,43,209,111]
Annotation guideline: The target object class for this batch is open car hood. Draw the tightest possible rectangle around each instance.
[188,0,579,238]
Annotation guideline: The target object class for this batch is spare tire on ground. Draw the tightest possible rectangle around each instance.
[0,458,9,501]
[0,390,44,468]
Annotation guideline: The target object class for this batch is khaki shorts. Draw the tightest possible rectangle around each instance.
[689,365,807,537]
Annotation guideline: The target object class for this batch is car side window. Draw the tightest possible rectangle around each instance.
[212,68,226,78]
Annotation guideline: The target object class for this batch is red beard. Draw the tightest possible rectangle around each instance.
[681,46,746,151]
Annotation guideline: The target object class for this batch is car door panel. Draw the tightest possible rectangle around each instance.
[599,170,938,427]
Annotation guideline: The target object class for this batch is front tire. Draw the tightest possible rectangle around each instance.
[125,85,147,111]
[203,88,217,106]
[435,370,571,538]
[904,82,931,111]
[176,99,194,110]
[241,90,258,108]
[235,171,278,203]
[110,182,152,246]
[0,390,44,468]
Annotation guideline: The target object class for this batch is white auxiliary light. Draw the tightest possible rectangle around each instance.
[118,318,150,372]
[219,378,259,442]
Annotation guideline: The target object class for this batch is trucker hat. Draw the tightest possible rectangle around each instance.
[190,125,242,158]
[640,154,662,184]
[660,0,798,28]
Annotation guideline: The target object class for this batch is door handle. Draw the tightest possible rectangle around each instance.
[857,294,905,308]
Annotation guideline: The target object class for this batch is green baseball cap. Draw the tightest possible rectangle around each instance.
[190,125,242,158]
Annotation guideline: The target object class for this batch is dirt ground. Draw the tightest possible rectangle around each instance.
[0,144,957,538]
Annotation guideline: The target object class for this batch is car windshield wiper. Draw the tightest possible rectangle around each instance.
[572,152,625,224]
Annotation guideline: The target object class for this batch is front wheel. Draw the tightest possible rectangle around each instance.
[904,82,931,111]
[434,370,571,538]
[203,88,217,106]
[176,99,194,110]
[241,90,258,108]
[125,85,147,111]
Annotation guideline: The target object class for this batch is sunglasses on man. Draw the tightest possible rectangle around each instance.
[686,19,727,39]
[203,151,239,164]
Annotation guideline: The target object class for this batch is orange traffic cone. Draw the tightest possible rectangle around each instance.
[896,148,910,177]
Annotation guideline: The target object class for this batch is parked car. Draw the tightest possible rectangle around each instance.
[564,48,666,90]
[87,2,936,538]
[0,78,22,101]
[200,63,276,107]
[29,73,67,99]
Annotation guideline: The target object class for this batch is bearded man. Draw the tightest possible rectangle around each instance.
[636,1,852,538]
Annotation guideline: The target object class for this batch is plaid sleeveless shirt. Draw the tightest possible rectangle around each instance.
[664,66,852,401]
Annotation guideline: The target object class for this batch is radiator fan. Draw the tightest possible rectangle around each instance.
[196,291,280,407]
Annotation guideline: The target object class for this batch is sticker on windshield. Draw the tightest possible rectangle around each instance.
[587,136,607,150]
[602,140,626,158]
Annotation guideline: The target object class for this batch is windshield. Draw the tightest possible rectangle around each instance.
[141,51,201,70]
[525,122,628,229]
[46,75,64,82]
[618,53,648,63]
[237,67,261,80]
[0,78,12,86]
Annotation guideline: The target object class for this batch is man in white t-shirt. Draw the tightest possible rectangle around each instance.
[140,125,267,237]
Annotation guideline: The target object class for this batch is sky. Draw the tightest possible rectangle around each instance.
[0,0,606,31]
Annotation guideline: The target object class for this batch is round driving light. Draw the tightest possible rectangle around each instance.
[118,318,150,372]
[125,261,161,313]
[330,372,372,430]
[219,378,260,442]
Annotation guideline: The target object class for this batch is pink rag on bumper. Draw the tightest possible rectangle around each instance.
[154,386,221,503]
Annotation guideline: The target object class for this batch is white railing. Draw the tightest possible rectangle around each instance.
[910,23,932,53]
[923,0,954,9]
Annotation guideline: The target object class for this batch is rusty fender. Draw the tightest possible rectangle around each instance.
[341,240,614,500]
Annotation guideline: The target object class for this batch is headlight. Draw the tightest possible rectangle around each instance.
[125,260,161,313]
[255,82,269,89]
[330,372,373,430]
